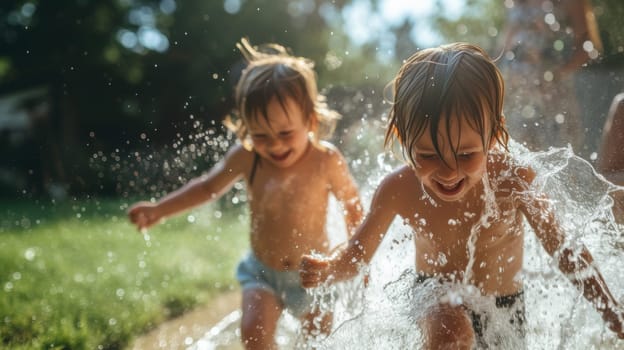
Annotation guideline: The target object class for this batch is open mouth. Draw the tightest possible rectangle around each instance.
[435,178,465,196]
[270,150,291,162]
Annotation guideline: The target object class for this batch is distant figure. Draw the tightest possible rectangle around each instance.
[499,0,602,152]
[128,38,363,349]
[300,43,624,349]
[597,93,624,222]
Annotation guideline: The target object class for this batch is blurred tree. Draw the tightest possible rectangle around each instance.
[431,0,505,53]
[13,1,619,196]
[0,0,384,197]
[0,1,136,196]
[429,0,624,60]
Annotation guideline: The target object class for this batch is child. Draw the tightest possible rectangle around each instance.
[128,38,363,349]
[300,42,624,348]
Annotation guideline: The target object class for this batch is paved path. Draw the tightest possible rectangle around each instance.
[129,290,242,350]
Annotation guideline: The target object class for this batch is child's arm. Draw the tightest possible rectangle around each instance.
[300,171,398,287]
[518,167,624,338]
[326,148,364,237]
[557,247,624,338]
[128,145,249,230]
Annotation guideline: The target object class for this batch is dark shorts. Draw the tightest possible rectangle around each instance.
[415,274,526,349]
[471,290,526,349]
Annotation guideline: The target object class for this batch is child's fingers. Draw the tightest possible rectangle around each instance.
[128,210,151,232]
[136,216,148,231]
[299,257,327,274]
[300,254,329,268]
[603,309,624,338]
[614,313,624,339]
[300,273,321,288]
[127,203,146,215]
[128,210,143,224]
[127,205,143,220]
[299,255,329,288]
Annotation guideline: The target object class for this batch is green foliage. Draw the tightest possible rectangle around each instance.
[430,0,505,51]
[0,0,366,132]
[0,0,391,198]
[4,0,621,198]
[0,198,248,349]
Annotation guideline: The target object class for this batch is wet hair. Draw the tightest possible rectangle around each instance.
[225,38,340,148]
[384,42,509,167]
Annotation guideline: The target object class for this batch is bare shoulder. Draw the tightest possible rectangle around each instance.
[312,141,348,167]
[222,143,255,175]
[359,165,419,220]
[375,165,418,200]
[315,140,343,157]
[487,151,536,193]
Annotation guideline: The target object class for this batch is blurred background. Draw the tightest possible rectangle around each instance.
[1,0,622,200]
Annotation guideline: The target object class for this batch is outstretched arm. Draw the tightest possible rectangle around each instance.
[300,171,399,287]
[327,148,364,238]
[519,170,624,338]
[556,246,624,338]
[128,145,249,230]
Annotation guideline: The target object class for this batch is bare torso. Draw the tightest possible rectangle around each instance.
[246,144,336,271]
[391,154,527,296]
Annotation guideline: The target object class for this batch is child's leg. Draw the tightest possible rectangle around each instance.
[241,288,283,350]
[422,303,475,350]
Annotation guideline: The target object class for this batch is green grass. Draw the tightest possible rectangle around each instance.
[0,198,249,350]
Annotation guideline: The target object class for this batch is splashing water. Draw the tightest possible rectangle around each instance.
[140,227,153,247]
[189,139,624,349]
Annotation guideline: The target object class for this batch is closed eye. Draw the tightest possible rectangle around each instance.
[416,153,437,160]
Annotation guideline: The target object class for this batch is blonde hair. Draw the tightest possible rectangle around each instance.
[225,38,340,149]
[385,42,509,167]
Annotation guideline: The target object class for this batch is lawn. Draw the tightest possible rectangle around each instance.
[0,198,249,350]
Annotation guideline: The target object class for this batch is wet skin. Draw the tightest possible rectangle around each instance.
[128,97,363,271]
[301,115,624,340]
[128,96,363,349]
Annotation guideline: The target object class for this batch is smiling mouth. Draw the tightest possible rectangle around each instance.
[435,179,465,196]
[270,150,291,161]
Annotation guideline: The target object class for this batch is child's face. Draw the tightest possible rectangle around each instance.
[247,97,312,168]
[411,116,490,202]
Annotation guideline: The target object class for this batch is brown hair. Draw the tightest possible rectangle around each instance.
[225,38,340,149]
[384,42,509,167]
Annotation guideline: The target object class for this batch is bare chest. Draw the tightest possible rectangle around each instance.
[408,199,521,255]
[248,164,330,218]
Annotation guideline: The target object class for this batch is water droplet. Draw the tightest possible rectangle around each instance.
[24,248,36,261]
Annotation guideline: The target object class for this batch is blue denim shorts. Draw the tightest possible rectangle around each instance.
[236,252,312,317]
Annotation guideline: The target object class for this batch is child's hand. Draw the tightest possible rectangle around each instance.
[603,305,624,339]
[127,201,161,231]
[299,254,332,288]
